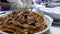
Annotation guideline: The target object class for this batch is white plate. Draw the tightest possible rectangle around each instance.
[39,8,60,19]
[0,12,53,34]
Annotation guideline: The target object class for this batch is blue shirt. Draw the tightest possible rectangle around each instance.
[34,0,52,4]
[34,0,42,4]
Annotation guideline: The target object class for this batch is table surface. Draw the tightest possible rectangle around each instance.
[43,24,60,34]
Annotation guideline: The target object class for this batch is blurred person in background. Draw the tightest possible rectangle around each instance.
[31,0,52,9]
[33,0,47,6]
[1,0,11,11]
[1,0,32,11]
[33,0,52,5]
[1,0,17,11]
[31,0,46,9]
[33,0,42,4]
[0,2,1,11]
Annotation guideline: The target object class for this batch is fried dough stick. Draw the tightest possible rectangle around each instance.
[0,9,47,34]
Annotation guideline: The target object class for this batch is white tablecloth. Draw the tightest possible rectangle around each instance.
[43,25,60,34]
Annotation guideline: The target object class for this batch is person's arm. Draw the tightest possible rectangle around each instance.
[1,3,10,8]
[7,0,17,2]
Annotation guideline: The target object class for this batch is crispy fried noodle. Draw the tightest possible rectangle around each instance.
[0,9,47,34]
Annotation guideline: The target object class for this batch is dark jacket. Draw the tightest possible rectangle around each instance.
[1,0,9,3]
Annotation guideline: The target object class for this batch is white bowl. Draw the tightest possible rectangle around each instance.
[0,11,53,34]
